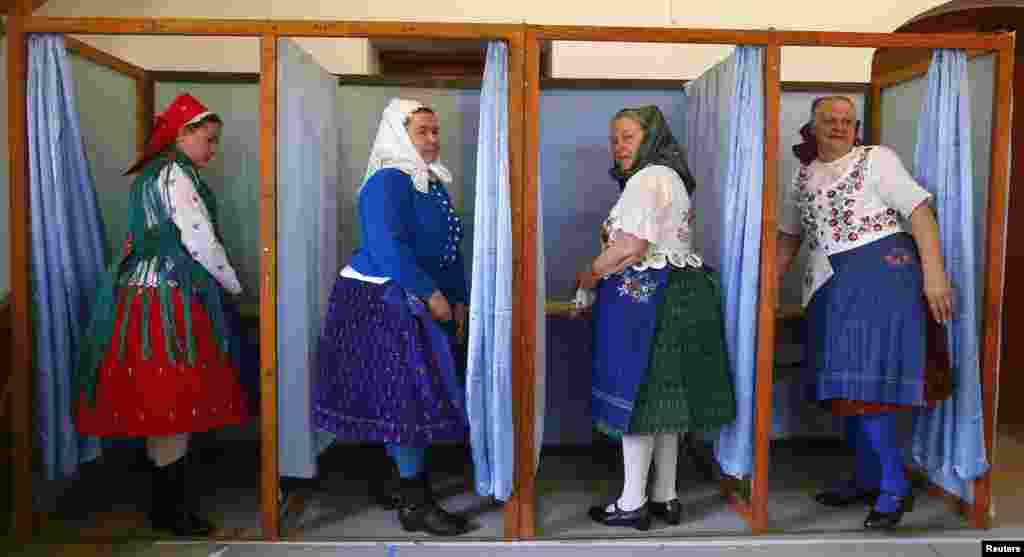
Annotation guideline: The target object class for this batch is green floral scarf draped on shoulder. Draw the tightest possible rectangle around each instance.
[76,150,232,406]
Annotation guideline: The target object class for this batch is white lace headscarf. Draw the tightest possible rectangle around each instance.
[359,98,453,195]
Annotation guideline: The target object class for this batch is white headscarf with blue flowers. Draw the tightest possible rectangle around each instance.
[360,98,453,196]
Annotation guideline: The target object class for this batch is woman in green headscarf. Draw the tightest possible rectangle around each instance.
[575,105,736,530]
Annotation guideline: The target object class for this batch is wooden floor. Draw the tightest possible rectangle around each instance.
[992,423,1024,527]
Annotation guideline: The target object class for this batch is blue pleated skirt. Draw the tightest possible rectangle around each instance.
[313,277,468,446]
[807,233,929,406]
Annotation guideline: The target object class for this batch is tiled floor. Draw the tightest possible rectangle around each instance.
[4,426,1021,556]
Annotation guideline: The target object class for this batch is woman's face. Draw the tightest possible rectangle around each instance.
[813,99,857,156]
[178,121,221,169]
[611,116,644,171]
[407,110,441,164]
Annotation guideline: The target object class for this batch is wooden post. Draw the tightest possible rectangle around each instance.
[7,12,34,543]
[973,37,1015,530]
[258,33,280,541]
[868,83,882,146]
[136,74,154,159]
[752,42,782,535]
[512,28,540,540]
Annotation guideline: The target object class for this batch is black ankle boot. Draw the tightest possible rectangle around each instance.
[149,456,215,537]
[397,475,470,536]
[421,472,470,530]
[375,461,402,510]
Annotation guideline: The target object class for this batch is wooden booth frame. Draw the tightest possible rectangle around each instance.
[6,16,527,543]
[5,15,1014,544]
[519,25,1014,539]
[867,44,1014,524]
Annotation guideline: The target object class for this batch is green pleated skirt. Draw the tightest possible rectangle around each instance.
[596,266,737,438]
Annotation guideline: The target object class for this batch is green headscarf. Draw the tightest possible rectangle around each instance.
[609,105,697,195]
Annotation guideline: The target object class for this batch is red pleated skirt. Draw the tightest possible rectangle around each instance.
[75,288,252,437]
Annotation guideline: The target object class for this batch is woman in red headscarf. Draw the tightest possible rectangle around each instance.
[74,94,252,537]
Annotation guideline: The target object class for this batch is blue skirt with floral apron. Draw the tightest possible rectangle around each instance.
[808,233,936,407]
[592,265,736,437]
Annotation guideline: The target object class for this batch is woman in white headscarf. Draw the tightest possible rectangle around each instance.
[313,99,471,536]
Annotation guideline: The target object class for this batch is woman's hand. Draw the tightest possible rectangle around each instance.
[923,268,955,324]
[576,264,601,291]
[427,290,453,322]
[454,303,468,342]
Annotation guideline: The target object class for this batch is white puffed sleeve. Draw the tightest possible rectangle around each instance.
[162,163,243,295]
[870,146,933,219]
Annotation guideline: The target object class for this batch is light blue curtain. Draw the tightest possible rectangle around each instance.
[466,41,514,500]
[534,176,546,470]
[276,38,339,479]
[684,56,733,273]
[27,34,105,480]
[683,46,765,479]
[910,49,989,502]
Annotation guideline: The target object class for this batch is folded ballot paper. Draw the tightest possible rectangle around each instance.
[573,287,596,310]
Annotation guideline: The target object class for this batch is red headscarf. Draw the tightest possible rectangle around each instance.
[124,93,214,175]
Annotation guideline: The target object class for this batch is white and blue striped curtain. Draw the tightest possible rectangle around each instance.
[910,49,989,502]
[275,37,339,479]
[466,41,515,500]
[683,46,765,479]
[27,34,106,480]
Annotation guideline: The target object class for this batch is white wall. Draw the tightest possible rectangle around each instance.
[70,52,137,265]
[35,0,948,81]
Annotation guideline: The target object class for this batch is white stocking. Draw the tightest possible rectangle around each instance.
[611,434,655,512]
[146,433,190,467]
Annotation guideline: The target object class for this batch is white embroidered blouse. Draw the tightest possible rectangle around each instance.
[603,164,702,273]
[126,162,243,295]
[778,145,931,307]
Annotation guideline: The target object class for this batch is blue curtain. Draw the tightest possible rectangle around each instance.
[910,49,989,502]
[275,38,339,479]
[27,34,105,480]
[466,41,514,500]
[534,175,546,470]
[683,46,765,479]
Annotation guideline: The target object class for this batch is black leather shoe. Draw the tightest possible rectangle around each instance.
[863,495,913,531]
[588,502,652,531]
[396,476,470,536]
[648,499,682,525]
[376,489,402,510]
[398,502,471,536]
[815,488,880,507]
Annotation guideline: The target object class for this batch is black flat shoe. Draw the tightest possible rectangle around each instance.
[815,488,880,507]
[588,502,651,531]
[398,502,471,536]
[396,475,471,536]
[648,499,682,525]
[863,495,913,531]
